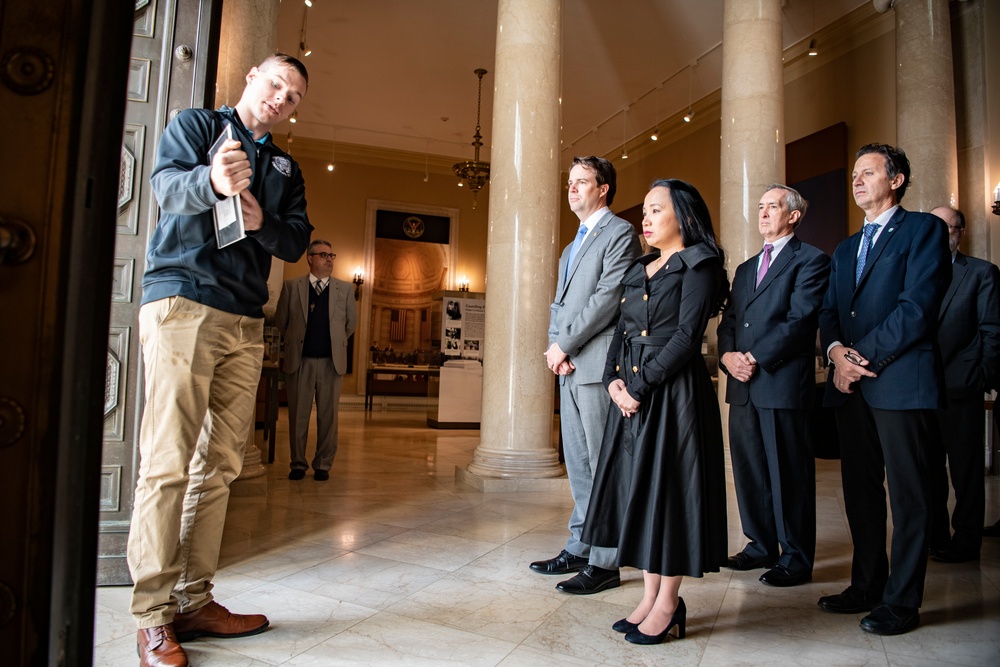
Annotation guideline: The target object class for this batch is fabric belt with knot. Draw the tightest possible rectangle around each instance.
[622,335,671,376]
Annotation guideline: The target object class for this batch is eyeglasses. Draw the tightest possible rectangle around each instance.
[946,225,964,233]
[309,252,336,259]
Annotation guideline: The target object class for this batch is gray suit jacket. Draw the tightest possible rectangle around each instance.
[549,210,642,384]
[275,275,357,375]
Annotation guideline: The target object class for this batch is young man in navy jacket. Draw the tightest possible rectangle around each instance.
[130,53,312,667]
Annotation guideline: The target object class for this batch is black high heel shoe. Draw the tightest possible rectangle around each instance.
[612,618,639,633]
[624,597,686,645]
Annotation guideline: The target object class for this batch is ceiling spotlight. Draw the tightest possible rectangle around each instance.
[683,109,694,123]
[621,147,629,160]
[300,42,312,57]
[289,111,297,124]
[650,129,659,141]
[326,163,334,172]
[808,39,818,56]
[304,0,313,6]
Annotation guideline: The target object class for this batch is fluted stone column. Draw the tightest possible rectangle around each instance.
[460,0,565,487]
[885,0,959,211]
[217,0,281,490]
[719,0,785,268]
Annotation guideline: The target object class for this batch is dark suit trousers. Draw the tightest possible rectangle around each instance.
[835,391,932,608]
[928,400,985,554]
[729,402,816,572]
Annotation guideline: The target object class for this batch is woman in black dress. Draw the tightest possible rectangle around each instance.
[581,179,729,645]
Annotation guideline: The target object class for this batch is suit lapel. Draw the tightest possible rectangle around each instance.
[939,253,967,318]
[748,236,797,304]
[297,275,309,317]
[855,207,905,291]
[561,210,612,297]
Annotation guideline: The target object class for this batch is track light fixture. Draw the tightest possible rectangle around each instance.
[298,5,312,58]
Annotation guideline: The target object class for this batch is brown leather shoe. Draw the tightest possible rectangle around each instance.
[137,625,188,667]
[172,600,269,641]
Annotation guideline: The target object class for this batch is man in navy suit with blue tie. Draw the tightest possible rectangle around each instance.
[817,144,950,635]
[719,184,830,588]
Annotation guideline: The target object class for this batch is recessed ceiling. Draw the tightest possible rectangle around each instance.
[276,0,866,163]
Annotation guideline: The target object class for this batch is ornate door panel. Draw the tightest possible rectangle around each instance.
[98,0,221,585]
[0,1,132,663]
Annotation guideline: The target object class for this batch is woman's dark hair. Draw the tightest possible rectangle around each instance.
[650,178,729,315]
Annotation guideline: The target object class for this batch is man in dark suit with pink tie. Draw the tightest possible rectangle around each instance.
[719,184,830,588]
[817,143,950,635]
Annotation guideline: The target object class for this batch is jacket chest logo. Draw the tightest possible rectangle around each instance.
[272,155,292,177]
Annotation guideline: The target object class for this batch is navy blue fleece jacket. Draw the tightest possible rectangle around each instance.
[142,106,312,317]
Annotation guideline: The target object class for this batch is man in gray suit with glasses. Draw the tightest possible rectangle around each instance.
[530,155,641,594]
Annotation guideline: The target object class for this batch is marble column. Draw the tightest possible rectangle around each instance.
[217,0,281,490]
[462,0,564,484]
[716,0,784,433]
[887,0,959,211]
[718,0,784,268]
[951,0,989,258]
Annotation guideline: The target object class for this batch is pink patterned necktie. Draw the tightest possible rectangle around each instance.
[755,243,773,288]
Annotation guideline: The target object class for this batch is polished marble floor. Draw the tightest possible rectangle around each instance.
[95,407,1000,666]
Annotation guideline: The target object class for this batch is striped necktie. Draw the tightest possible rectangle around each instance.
[855,223,879,286]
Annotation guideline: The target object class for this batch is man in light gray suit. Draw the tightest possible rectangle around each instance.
[275,239,357,481]
[531,156,642,594]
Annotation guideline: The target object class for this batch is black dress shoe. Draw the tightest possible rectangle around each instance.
[860,602,919,635]
[759,565,812,587]
[288,469,305,480]
[726,551,777,571]
[612,618,639,634]
[555,564,620,594]
[930,547,979,563]
[817,586,879,614]
[529,550,588,575]
[313,469,330,481]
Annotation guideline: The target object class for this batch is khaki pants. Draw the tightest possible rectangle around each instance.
[128,297,263,628]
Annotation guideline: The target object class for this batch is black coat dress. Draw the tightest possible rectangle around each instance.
[581,243,729,577]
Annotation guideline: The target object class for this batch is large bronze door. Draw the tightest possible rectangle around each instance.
[0,1,132,664]
[98,0,221,586]
[0,0,218,662]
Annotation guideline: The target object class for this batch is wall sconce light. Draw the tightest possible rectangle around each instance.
[993,182,1000,216]
[458,276,470,292]
[352,267,364,300]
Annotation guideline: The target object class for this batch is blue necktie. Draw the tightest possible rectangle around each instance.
[855,223,880,286]
[565,223,589,281]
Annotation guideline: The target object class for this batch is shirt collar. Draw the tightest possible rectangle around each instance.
[578,206,610,235]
